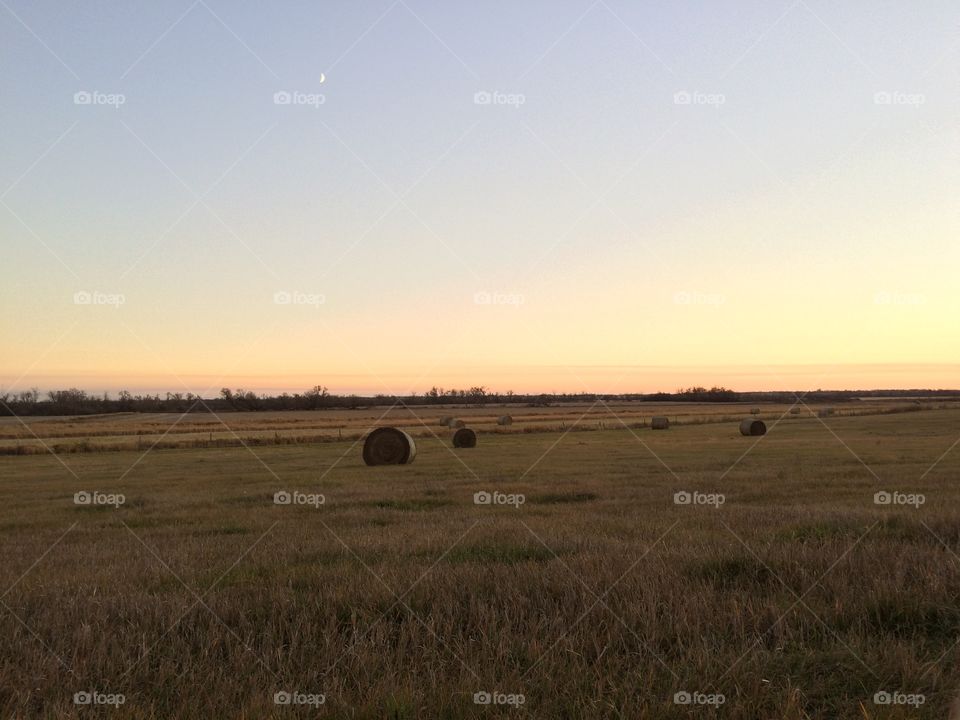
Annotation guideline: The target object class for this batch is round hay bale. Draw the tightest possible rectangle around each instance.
[739,418,767,436]
[439,416,453,426]
[750,408,761,415]
[789,408,801,415]
[651,416,670,430]
[362,427,416,466]
[452,427,477,448]
[497,415,513,426]
[818,408,834,418]
[447,418,465,429]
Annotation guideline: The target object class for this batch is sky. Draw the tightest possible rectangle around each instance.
[1,0,958,396]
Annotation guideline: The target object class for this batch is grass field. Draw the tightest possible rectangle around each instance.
[1,405,959,718]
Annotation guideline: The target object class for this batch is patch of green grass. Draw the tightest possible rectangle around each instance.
[112,516,187,529]
[223,493,275,506]
[528,491,598,504]
[837,597,960,641]
[215,564,276,588]
[190,525,251,537]
[686,556,776,588]
[872,516,929,541]
[777,520,861,543]
[444,544,556,565]
[761,647,878,706]
[371,498,453,511]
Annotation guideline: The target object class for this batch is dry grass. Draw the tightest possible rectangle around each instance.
[0,409,958,717]
[0,400,941,455]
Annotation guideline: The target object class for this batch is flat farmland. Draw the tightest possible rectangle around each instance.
[0,406,959,718]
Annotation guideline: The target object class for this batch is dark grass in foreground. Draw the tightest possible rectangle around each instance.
[0,410,958,718]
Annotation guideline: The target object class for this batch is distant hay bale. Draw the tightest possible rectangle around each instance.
[789,408,801,415]
[739,418,767,436]
[452,427,477,448]
[750,408,761,415]
[447,418,465,429]
[362,427,416,466]
[439,416,453,426]
[651,416,669,430]
[818,408,834,418]
[497,415,513,426]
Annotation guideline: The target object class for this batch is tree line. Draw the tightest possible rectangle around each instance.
[0,385,956,417]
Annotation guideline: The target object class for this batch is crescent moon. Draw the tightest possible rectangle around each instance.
[319,73,326,84]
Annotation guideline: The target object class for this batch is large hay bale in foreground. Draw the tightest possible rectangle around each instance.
[447,418,465,429]
[739,418,767,436]
[497,415,513,426]
[452,427,477,448]
[362,427,416,466]
[651,416,669,430]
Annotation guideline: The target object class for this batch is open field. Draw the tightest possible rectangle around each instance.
[0,399,950,455]
[1,406,959,718]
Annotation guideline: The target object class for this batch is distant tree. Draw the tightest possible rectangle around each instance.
[304,385,329,410]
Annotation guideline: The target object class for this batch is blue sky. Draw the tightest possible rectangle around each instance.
[2,0,958,394]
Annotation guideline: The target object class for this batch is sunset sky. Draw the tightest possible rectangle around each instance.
[2,1,958,395]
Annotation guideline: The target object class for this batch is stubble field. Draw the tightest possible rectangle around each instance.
[0,403,958,718]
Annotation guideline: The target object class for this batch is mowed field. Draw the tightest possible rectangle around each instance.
[1,405,959,718]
